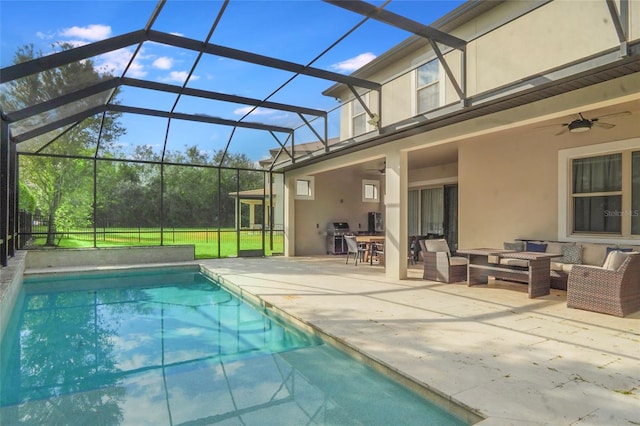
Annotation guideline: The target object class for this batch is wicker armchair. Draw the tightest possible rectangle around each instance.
[420,239,468,283]
[567,253,640,317]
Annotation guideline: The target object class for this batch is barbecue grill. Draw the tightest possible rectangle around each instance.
[326,222,350,255]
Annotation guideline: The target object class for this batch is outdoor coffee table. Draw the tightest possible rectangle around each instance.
[456,248,560,298]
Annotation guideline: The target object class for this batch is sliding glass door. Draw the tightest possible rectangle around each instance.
[408,184,458,251]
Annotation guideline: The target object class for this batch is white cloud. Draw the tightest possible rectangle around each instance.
[60,24,112,42]
[160,70,199,84]
[94,48,147,78]
[233,106,276,116]
[36,31,56,40]
[331,52,376,73]
[153,56,173,70]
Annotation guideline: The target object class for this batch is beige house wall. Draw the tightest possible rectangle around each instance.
[469,1,619,95]
[458,114,640,250]
[381,75,413,125]
[409,162,458,187]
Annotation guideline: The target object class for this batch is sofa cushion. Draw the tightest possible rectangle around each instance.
[500,258,529,268]
[503,241,525,251]
[602,246,634,266]
[550,261,563,271]
[602,250,636,271]
[425,239,450,254]
[561,245,583,264]
[450,256,468,266]
[526,241,547,252]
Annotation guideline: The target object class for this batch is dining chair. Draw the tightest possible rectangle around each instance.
[344,235,367,265]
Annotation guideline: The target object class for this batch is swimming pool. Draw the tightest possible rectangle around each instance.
[1,266,469,425]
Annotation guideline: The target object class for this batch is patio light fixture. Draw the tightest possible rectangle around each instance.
[568,119,592,133]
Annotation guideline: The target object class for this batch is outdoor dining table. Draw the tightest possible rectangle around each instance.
[355,235,385,265]
[456,248,560,298]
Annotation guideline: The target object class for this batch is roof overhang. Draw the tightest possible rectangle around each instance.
[284,40,640,172]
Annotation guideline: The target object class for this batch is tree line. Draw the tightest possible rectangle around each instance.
[3,44,266,245]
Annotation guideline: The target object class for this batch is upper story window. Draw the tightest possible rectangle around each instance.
[295,176,314,200]
[416,60,440,114]
[560,140,639,240]
[352,93,368,136]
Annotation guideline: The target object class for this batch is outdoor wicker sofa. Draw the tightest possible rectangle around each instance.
[501,240,640,290]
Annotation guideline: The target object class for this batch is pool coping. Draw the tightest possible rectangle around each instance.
[204,265,485,425]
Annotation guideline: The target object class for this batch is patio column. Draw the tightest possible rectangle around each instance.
[284,175,295,256]
[384,150,408,280]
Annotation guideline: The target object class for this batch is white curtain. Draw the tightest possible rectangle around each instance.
[421,187,443,235]
[408,190,419,236]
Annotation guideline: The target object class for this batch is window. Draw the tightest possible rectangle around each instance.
[295,176,314,200]
[352,93,368,136]
[416,60,440,114]
[560,140,639,240]
[572,154,622,233]
[362,179,379,202]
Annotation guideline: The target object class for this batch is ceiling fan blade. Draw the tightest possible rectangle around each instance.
[593,121,615,129]
[555,126,569,136]
[595,111,631,120]
[534,122,567,130]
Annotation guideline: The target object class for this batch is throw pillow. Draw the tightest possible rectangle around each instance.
[525,241,547,252]
[504,241,525,251]
[561,245,582,264]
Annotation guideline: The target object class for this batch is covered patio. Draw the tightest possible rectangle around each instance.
[23,255,640,424]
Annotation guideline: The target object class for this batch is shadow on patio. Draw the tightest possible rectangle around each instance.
[200,255,640,425]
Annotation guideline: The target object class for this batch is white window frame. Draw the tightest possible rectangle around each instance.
[415,59,441,115]
[351,93,369,137]
[362,179,380,203]
[294,176,315,200]
[558,138,639,244]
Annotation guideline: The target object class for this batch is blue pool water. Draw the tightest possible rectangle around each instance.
[1,267,469,425]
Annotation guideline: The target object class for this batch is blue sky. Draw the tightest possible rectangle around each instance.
[1,0,466,163]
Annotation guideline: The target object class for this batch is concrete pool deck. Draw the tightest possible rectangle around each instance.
[195,256,640,426]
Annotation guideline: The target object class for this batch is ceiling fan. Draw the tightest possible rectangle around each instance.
[365,161,385,174]
[554,111,631,136]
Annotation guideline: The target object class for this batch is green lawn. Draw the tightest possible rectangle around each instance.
[30,228,284,259]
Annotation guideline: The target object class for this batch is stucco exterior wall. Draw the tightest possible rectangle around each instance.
[468,1,619,95]
[381,74,414,125]
[410,162,458,186]
[458,120,640,250]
